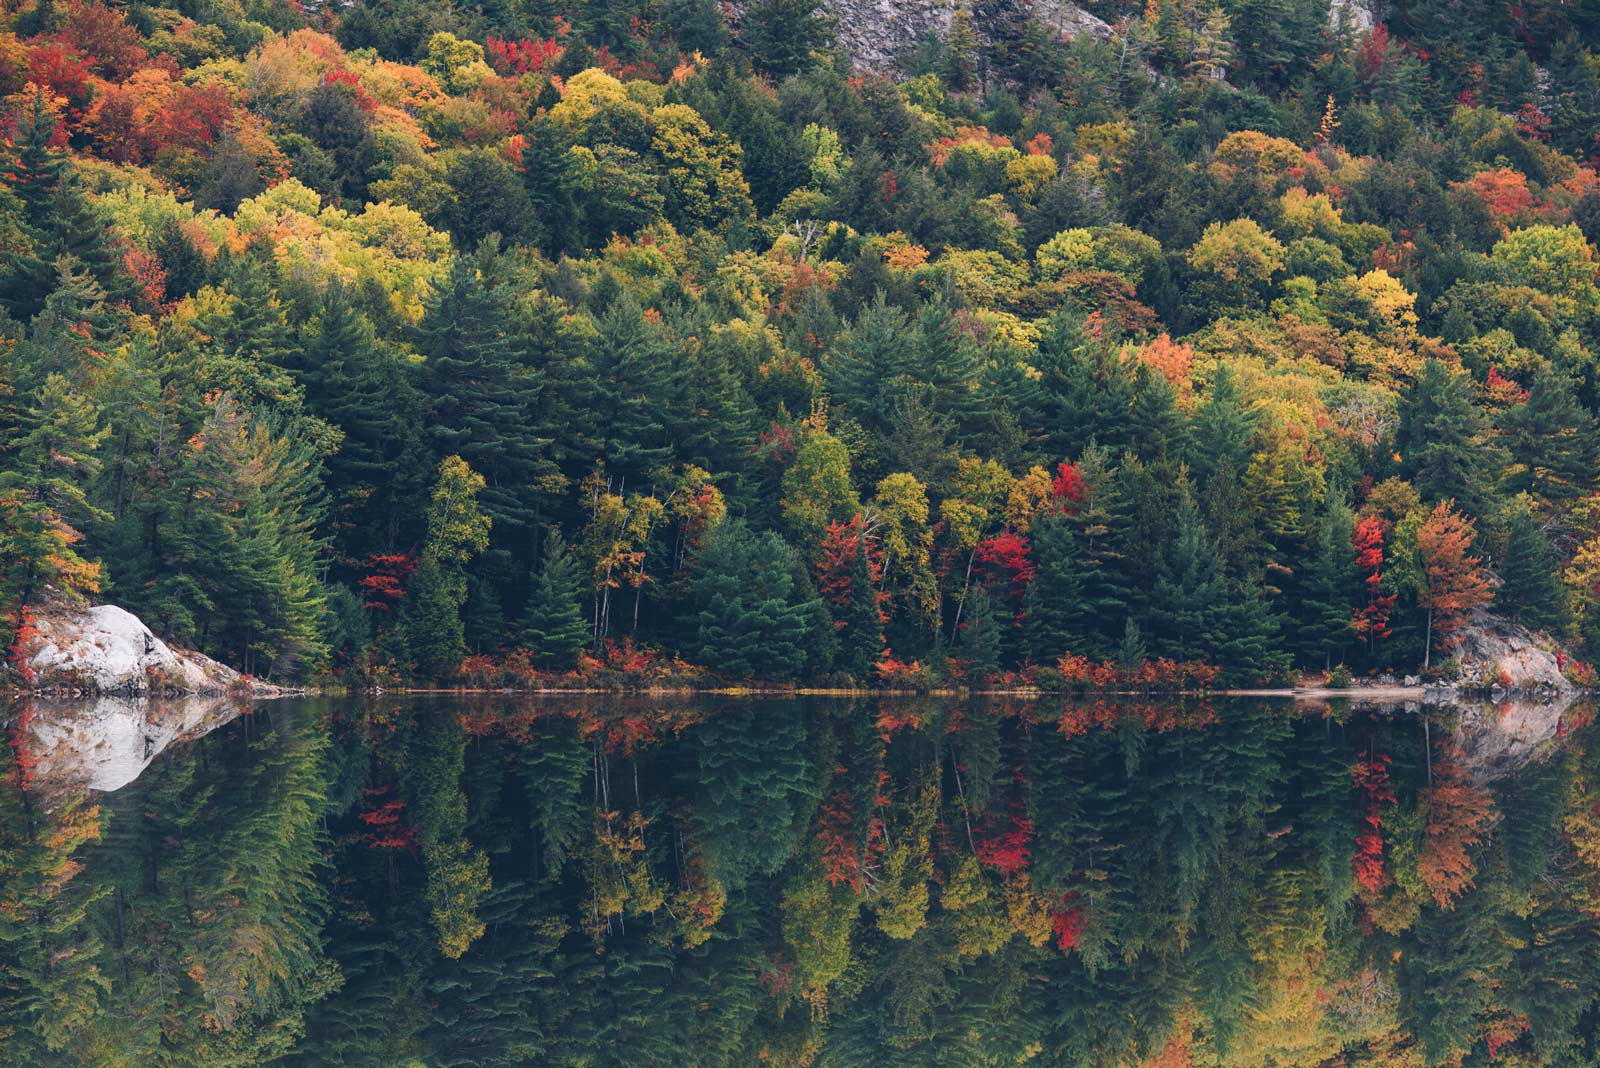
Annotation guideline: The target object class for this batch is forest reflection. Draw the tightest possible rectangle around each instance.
[3,693,1598,1068]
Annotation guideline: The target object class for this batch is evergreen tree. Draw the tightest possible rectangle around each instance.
[1188,363,1257,489]
[689,521,828,680]
[521,528,590,668]
[300,282,429,556]
[1398,359,1503,517]
[419,257,552,533]
[1022,511,1084,662]
[1497,503,1572,635]
[1498,366,1599,504]
[957,582,1002,680]
[1150,492,1225,661]
[1292,499,1358,668]
[0,372,108,606]
[740,0,832,77]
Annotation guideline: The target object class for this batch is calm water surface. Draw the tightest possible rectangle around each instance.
[4,693,1598,1067]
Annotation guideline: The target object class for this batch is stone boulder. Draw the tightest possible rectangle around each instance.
[18,602,260,695]
[1446,609,1575,694]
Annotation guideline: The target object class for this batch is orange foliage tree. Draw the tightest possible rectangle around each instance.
[1415,501,1493,669]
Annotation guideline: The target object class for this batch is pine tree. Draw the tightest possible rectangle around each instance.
[690,521,827,680]
[1188,363,1257,489]
[957,582,1002,681]
[420,258,552,533]
[1150,492,1225,661]
[0,372,109,606]
[1293,499,1358,668]
[1022,511,1084,662]
[590,294,682,486]
[1497,366,1599,504]
[941,9,981,91]
[1496,503,1571,635]
[522,528,590,668]
[1398,359,1503,517]
[741,0,832,77]
[301,282,429,556]
[1213,576,1286,684]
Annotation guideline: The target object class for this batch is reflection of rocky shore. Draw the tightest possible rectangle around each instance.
[10,696,251,797]
[1450,692,1590,782]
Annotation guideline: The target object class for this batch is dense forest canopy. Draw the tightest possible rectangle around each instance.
[0,0,1599,685]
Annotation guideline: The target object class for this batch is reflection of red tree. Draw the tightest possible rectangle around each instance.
[1352,752,1396,893]
[358,787,417,849]
[1050,899,1086,953]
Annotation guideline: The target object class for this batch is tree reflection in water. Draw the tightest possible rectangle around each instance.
[2,693,1597,1068]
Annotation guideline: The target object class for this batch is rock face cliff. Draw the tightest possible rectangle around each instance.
[819,0,1113,72]
[16,602,260,695]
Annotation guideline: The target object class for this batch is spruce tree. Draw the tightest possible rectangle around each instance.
[419,258,551,533]
[957,582,1002,681]
[1398,359,1503,517]
[521,529,590,668]
[1022,511,1084,662]
[1150,492,1226,661]
[689,521,826,680]
[1497,367,1599,504]
[1188,363,1257,489]
[1497,504,1572,635]
[1292,499,1358,668]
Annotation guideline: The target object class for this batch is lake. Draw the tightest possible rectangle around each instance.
[3,692,1598,1067]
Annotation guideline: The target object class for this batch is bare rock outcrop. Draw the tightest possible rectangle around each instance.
[16,602,267,695]
[1444,609,1576,694]
[747,0,1114,73]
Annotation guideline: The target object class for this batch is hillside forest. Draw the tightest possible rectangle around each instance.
[2,0,1600,687]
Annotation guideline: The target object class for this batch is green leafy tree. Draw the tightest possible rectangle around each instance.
[407,456,491,681]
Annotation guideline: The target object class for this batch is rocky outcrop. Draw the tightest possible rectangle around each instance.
[16,602,266,695]
[1443,610,1576,695]
[1327,0,1376,34]
[805,0,1113,73]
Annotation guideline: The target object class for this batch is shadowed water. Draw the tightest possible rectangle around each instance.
[2,692,1597,1067]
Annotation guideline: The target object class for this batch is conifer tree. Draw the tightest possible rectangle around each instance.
[1293,499,1358,668]
[1150,492,1225,661]
[957,582,1002,680]
[420,257,551,533]
[0,372,108,606]
[1188,363,1257,489]
[1497,367,1599,504]
[1022,511,1084,662]
[522,528,590,668]
[1497,503,1571,635]
[1398,360,1503,517]
[689,521,828,680]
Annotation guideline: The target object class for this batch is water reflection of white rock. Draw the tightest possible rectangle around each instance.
[18,696,248,795]
[1451,693,1589,782]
